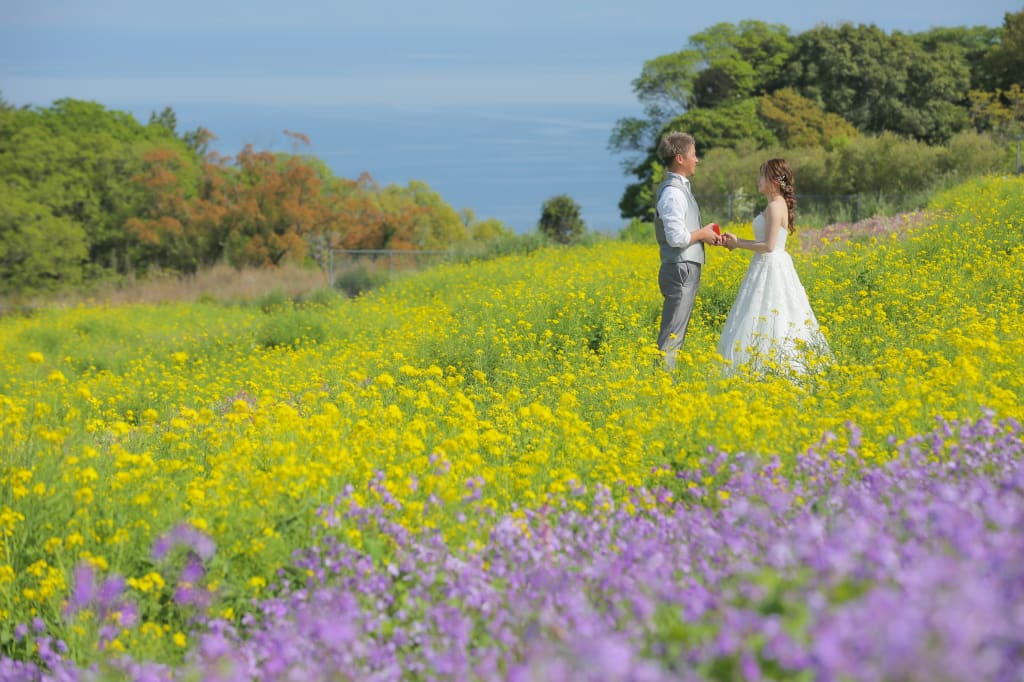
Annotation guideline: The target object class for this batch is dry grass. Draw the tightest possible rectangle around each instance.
[99,263,333,305]
[3,263,334,311]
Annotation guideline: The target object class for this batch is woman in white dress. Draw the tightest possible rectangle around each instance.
[718,158,830,374]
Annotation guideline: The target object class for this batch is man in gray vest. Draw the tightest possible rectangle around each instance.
[654,131,721,370]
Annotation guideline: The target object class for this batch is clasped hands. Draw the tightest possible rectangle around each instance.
[702,223,739,251]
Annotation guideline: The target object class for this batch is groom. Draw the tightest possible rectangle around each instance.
[654,131,721,370]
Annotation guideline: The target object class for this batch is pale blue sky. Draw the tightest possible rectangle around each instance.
[3,1,1017,110]
[1,1,1019,231]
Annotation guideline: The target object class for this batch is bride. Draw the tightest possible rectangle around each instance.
[718,158,830,374]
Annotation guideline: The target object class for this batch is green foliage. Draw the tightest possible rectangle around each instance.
[780,24,971,144]
[450,230,552,264]
[629,51,703,117]
[671,98,776,153]
[333,264,392,298]
[623,130,1009,225]
[618,218,654,243]
[382,180,468,250]
[687,21,795,108]
[0,185,88,294]
[610,21,793,168]
[459,208,515,242]
[968,86,1024,142]
[611,17,1016,222]
[914,25,1002,91]
[537,194,587,245]
[983,9,1024,93]
[0,99,192,283]
[758,88,859,148]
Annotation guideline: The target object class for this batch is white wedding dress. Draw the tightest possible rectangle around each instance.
[717,213,830,374]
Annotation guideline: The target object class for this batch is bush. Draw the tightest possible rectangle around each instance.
[619,219,655,243]
[333,265,390,298]
[538,194,587,244]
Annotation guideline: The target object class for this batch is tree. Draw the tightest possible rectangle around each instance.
[757,88,859,148]
[914,26,1001,92]
[0,98,184,275]
[609,21,792,166]
[0,185,88,294]
[381,180,467,250]
[124,145,206,272]
[779,24,971,143]
[460,209,513,241]
[967,84,1024,142]
[538,195,586,245]
[688,21,794,108]
[984,9,1024,93]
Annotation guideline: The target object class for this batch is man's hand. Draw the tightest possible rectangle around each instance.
[699,224,721,245]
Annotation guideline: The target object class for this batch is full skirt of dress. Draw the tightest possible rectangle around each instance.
[717,251,830,374]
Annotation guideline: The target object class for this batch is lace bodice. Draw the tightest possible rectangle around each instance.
[753,213,788,253]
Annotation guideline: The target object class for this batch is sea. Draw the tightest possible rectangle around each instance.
[172,102,638,235]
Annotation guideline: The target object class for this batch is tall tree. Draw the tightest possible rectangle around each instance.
[609,21,792,166]
[984,9,1024,93]
[914,26,1001,92]
[688,20,794,108]
[779,24,971,143]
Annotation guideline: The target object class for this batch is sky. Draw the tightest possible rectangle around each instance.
[1,0,1019,232]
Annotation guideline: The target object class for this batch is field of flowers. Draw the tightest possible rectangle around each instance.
[0,174,1022,679]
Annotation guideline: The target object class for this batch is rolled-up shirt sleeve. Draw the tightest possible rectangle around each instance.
[656,185,692,248]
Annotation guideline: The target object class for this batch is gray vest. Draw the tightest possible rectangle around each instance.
[655,174,705,264]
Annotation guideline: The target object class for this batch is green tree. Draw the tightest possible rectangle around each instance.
[688,21,794,108]
[914,25,1001,92]
[383,180,468,250]
[671,98,775,152]
[0,185,88,294]
[780,23,971,143]
[0,98,187,275]
[460,208,513,241]
[538,195,586,245]
[609,21,792,165]
[984,9,1024,93]
[968,84,1024,141]
[758,88,859,148]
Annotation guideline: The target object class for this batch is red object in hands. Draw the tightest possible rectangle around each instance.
[711,223,721,235]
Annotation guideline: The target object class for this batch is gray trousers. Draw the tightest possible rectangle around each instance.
[657,260,702,370]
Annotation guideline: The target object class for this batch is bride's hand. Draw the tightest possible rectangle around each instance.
[722,233,738,250]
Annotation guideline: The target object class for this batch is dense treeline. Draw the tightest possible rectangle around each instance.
[612,11,1024,219]
[0,99,510,296]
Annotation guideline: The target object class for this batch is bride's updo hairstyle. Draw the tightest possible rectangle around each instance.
[761,158,796,234]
